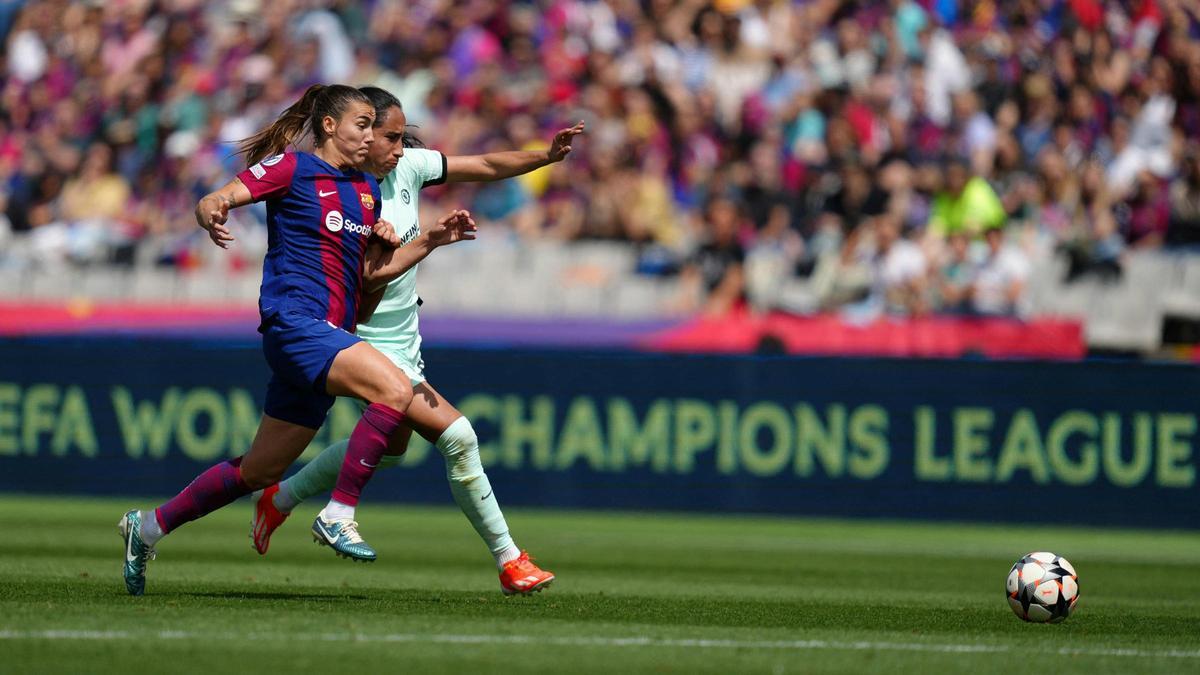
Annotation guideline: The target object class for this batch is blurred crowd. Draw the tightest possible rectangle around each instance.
[4,0,1200,318]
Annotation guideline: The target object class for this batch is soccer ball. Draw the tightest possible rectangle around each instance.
[1006,551,1079,623]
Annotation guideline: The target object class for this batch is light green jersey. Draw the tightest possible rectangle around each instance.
[356,148,446,383]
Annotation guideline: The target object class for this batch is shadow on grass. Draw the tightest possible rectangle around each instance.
[12,581,1200,644]
[177,591,370,602]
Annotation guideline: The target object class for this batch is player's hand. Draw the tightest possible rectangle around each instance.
[196,195,235,249]
[373,219,402,247]
[547,121,585,163]
[427,209,477,248]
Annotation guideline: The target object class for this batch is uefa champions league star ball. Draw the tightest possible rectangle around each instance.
[1006,552,1079,623]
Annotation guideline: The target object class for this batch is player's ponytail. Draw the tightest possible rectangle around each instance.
[239,84,324,166]
[238,84,370,166]
[401,129,426,149]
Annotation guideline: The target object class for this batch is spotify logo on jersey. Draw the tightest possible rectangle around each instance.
[325,210,371,236]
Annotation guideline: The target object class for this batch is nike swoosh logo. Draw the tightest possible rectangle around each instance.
[359,459,378,468]
[315,520,337,543]
[481,489,493,501]
[318,189,337,197]
[125,520,137,564]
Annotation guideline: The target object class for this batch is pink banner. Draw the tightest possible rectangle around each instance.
[642,311,1086,360]
[0,301,258,336]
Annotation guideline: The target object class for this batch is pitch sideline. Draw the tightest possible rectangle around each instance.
[0,629,1198,659]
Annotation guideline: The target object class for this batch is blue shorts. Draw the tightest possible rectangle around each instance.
[260,312,361,429]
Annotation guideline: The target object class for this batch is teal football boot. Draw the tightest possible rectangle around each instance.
[118,510,157,596]
[311,513,377,562]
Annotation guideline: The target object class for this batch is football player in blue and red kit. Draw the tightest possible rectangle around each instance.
[117,84,472,595]
[252,87,579,595]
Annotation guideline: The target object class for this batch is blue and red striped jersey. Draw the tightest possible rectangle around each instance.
[237,152,382,332]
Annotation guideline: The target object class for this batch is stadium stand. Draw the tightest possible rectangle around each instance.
[2,0,1200,357]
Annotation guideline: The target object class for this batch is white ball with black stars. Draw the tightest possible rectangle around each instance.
[1006,551,1079,623]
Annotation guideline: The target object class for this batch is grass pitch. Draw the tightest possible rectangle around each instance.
[1,495,1198,674]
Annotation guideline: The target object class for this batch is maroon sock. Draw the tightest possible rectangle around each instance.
[155,456,251,534]
[331,403,406,507]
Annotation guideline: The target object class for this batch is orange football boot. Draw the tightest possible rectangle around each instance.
[251,484,290,555]
[499,551,555,595]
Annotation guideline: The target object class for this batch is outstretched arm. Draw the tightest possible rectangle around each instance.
[362,209,477,293]
[195,178,254,249]
[445,121,585,182]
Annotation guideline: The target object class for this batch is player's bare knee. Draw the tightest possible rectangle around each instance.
[372,371,413,411]
[382,380,413,411]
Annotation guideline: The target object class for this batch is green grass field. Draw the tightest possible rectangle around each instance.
[1,495,1198,674]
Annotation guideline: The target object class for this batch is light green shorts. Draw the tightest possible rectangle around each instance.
[374,344,426,387]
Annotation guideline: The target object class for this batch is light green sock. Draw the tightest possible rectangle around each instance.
[276,420,518,567]
[438,417,519,567]
[276,439,404,512]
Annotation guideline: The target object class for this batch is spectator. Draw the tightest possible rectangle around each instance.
[836,211,928,319]
[821,162,888,235]
[678,196,746,317]
[1060,160,1125,282]
[872,214,928,316]
[0,191,12,255]
[972,226,1031,316]
[953,91,997,177]
[928,159,1006,238]
[0,0,1197,321]
[1121,170,1171,248]
[1168,149,1200,248]
[58,143,129,225]
[934,231,975,314]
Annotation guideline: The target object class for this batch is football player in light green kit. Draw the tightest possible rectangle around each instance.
[252,86,584,595]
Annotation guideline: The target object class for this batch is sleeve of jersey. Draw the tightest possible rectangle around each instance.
[236,153,299,202]
[372,179,382,221]
[414,149,448,188]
